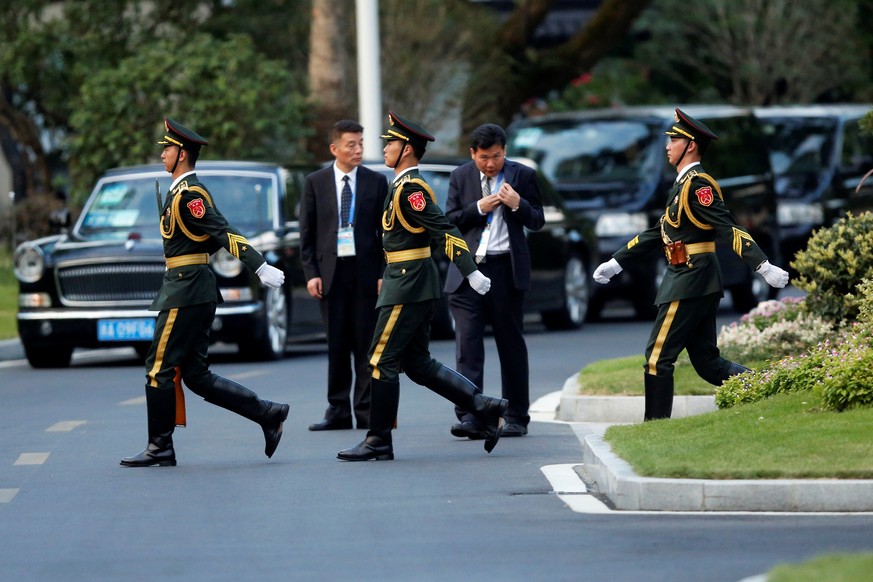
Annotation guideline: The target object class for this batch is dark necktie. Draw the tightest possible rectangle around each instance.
[483,176,492,198]
[340,175,352,227]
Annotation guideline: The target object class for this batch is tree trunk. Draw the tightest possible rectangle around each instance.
[307,0,355,160]
[0,86,52,200]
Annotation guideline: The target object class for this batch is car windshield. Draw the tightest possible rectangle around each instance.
[760,116,837,198]
[507,119,661,187]
[76,173,277,241]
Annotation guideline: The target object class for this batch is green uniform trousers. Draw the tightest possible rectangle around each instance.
[644,292,733,385]
[368,300,442,385]
[145,302,216,396]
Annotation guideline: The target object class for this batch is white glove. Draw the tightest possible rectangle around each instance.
[756,261,789,288]
[593,258,623,284]
[256,262,285,289]
[467,270,491,295]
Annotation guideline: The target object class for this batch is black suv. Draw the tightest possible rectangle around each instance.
[506,105,781,318]
[14,161,322,368]
[367,158,599,337]
[754,104,873,266]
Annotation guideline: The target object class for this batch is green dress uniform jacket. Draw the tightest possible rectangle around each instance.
[613,166,767,305]
[378,168,478,307]
[151,174,266,311]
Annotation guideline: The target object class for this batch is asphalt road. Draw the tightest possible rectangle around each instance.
[1,304,872,581]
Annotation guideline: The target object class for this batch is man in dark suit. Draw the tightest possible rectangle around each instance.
[300,120,387,430]
[593,108,789,420]
[444,123,545,439]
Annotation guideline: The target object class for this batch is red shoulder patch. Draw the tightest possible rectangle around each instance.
[695,186,713,207]
[407,191,426,212]
[187,198,206,218]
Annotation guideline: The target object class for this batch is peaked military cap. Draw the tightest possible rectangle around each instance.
[157,118,209,152]
[664,108,719,143]
[380,111,435,149]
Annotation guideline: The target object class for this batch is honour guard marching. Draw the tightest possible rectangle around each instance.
[338,112,508,461]
[593,109,789,421]
[121,118,290,467]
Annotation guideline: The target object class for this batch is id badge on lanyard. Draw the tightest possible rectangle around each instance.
[338,227,355,257]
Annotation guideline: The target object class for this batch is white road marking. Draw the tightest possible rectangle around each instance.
[229,370,266,380]
[46,420,87,432]
[540,464,613,514]
[0,489,19,503]
[15,452,49,465]
[529,390,562,422]
[119,396,146,406]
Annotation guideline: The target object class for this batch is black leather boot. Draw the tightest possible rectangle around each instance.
[205,376,290,458]
[121,388,177,467]
[338,379,397,461]
[722,362,751,383]
[644,373,674,421]
[424,365,508,453]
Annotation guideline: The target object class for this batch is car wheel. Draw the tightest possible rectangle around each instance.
[240,285,288,361]
[24,342,72,369]
[541,255,589,330]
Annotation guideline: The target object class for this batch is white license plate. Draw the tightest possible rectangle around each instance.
[97,318,156,341]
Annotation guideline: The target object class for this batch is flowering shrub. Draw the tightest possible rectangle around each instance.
[715,342,831,409]
[717,328,873,412]
[820,328,873,411]
[717,297,832,363]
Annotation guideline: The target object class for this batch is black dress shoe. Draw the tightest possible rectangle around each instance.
[337,436,394,461]
[450,419,489,440]
[308,417,353,431]
[501,422,528,437]
[262,402,290,458]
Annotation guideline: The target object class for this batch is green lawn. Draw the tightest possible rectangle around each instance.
[605,389,873,479]
[0,249,16,340]
[577,354,764,396]
[767,552,873,582]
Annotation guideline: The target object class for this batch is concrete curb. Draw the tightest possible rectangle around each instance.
[0,338,23,362]
[581,430,873,512]
[557,374,716,422]
[558,375,873,512]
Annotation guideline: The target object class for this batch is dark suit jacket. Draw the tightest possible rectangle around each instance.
[443,159,545,293]
[299,164,387,296]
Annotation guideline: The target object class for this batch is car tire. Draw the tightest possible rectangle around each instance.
[541,255,590,330]
[240,285,289,361]
[24,342,73,369]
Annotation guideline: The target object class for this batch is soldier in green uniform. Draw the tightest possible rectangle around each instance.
[121,118,290,467]
[337,112,508,461]
[593,108,789,421]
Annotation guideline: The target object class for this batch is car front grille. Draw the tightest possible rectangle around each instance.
[57,262,165,306]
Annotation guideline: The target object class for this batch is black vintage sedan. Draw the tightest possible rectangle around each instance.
[367,158,599,337]
[14,161,322,368]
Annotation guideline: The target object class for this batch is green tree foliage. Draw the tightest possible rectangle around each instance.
[634,0,870,105]
[68,33,310,205]
[0,0,311,207]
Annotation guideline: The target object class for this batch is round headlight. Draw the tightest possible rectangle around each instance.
[210,248,244,278]
[13,244,45,283]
